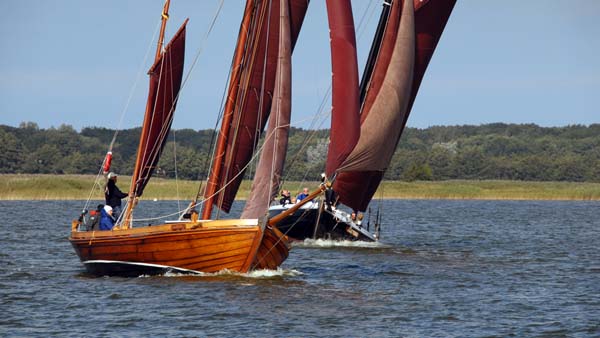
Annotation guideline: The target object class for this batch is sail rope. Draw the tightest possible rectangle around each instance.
[172,119,181,212]
[356,0,379,41]
[213,1,269,218]
[280,85,331,191]
[118,0,376,224]
[184,0,231,211]
[130,117,292,222]
[123,0,225,221]
[251,0,273,184]
[266,0,283,215]
[280,0,379,195]
[80,19,163,215]
[164,0,226,217]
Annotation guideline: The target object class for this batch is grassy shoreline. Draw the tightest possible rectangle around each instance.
[1,174,600,201]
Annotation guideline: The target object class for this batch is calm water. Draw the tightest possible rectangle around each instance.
[1,199,599,337]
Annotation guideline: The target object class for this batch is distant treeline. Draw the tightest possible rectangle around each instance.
[2,122,599,182]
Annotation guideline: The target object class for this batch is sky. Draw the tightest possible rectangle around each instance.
[1,0,599,132]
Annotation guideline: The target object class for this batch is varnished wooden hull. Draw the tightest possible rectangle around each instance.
[69,219,289,277]
[253,225,290,270]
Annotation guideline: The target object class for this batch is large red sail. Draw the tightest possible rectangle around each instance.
[334,0,455,212]
[129,21,187,199]
[242,0,292,219]
[203,0,308,217]
[324,0,361,178]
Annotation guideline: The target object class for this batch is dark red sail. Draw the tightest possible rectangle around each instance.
[203,0,308,217]
[242,0,293,219]
[334,0,456,212]
[324,0,361,178]
[130,20,187,199]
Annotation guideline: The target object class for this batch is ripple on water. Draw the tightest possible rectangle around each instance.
[1,199,599,337]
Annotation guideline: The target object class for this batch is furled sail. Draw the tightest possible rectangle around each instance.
[241,0,292,219]
[333,0,456,212]
[128,21,187,201]
[324,0,361,178]
[202,0,308,218]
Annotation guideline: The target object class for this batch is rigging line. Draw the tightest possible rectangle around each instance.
[282,112,329,186]
[252,0,274,181]
[138,0,224,214]
[110,19,163,151]
[132,118,293,223]
[266,0,287,214]
[356,0,379,41]
[282,0,376,188]
[355,0,376,34]
[281,87,331,185]
[171,93,181,214]
[140,53,178,187]
[139,0,226,198]
[195,1,239,206]
[82,165,108,217]
[214,8,265,217]
[137,52,168,195]
[286,115,325,189]
[216,2,269,217]
[147,0,225,208]
[81,19,162,215]
[135,0,224,199]
[134,0,225,215]
[280,90,334,188]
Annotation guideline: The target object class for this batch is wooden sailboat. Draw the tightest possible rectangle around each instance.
[269,0,457,242]
[69,0,309,276]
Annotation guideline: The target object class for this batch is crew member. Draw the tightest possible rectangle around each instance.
[105,172,128,220]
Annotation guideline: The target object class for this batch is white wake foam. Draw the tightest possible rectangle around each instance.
[141,267,302,279]
[295,238,385,248]
[243,268,303,278]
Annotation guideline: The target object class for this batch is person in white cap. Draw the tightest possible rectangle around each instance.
[99,205,115,231]
[105,172,128,220]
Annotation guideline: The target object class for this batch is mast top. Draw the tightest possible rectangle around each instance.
[155,0,171,61]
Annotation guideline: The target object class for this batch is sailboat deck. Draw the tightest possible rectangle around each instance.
[70,218,260,240]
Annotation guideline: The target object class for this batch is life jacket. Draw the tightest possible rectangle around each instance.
[88,209,101,231]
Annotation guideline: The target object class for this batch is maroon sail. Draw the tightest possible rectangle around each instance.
[203,0,308,217]
[324,0,361,177]
[334,0,456,212]
[129,20,187,199]
[408,0,457,114]
[242,0,292,219]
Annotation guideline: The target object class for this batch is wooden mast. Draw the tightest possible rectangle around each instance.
[155,0,171,61]
[121,0,171,228]
[201,1,254,220]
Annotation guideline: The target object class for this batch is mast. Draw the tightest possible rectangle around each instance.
[199,1,309,217]
[155,0,171,61]
[201,0,255,220]
[359,2,391,105]
[333,0,456,212]
[241,0,292,219]
[122,1,187,228]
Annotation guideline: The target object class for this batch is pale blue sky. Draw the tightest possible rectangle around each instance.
[1,0,599,131]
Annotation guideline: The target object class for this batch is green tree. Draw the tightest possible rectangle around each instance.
[0,129,23,173]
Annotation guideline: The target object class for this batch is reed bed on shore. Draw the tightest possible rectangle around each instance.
[1,174,599,201]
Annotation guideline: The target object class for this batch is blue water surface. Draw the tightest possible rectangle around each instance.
[1,199,599,337]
